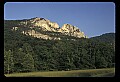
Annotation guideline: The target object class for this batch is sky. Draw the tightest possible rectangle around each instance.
[4,2,115,38]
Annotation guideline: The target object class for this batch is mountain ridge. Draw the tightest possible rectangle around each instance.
[4,17,88,40]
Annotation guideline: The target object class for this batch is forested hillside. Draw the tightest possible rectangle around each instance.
[90,33,115,44]
[4,20,115,74]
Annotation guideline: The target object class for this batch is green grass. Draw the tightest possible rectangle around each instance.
[5,68,115,77]
[91,72,115,77]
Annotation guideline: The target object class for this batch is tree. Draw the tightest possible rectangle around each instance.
[96,57,108,68]
[13,48,26,72]
[22,53,35,72]
[13,48,35,72]
[4,50,14,74]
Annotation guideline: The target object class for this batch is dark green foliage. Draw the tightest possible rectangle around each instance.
[4,50,14,74]
[4,20,115,74]
[90,33,115,45]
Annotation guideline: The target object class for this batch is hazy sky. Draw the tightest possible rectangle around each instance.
[4,2,115,37]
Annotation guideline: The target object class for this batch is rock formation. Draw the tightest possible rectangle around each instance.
[58,24,87,38]
[11,17,88,40]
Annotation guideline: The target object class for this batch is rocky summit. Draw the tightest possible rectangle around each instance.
[11,17,88,40]
[58,24,87,38]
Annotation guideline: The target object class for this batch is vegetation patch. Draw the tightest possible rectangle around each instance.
[5,68,115,77]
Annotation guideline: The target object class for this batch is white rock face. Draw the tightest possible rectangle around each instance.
[58,24,87,38]
[12,27,19,31]
[22,30,61,40]
[12,17,88,40]
[28,17,59,32]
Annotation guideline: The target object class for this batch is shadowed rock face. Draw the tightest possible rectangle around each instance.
[12,17,88,40]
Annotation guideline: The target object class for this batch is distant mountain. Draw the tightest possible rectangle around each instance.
[90,33,115,45]
[4,17,88,40]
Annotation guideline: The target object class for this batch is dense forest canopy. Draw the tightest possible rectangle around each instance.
[4,20,115,74]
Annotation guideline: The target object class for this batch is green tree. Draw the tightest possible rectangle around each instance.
[13,48,26,72]
[4,50,14,74]
[96,56,108,68]
[22,53,35,72]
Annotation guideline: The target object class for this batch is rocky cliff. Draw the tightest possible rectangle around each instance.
[11,17,88,40]
[58,24,87,38]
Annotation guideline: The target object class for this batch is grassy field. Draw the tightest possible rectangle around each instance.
[5,68,115,77]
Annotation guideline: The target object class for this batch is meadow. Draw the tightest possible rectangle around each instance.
[5,68,115,77]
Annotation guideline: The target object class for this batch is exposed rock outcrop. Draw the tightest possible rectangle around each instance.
[58,24,87,38]
[22,30,61,40]
[11,17,88,40]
